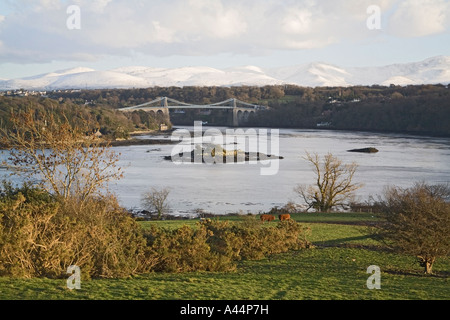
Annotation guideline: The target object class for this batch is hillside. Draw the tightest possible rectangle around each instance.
[1,56,449,90]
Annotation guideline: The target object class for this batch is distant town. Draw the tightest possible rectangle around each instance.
[0,89,82,97]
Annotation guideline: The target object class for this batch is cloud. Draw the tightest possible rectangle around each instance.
[388,0,450,37]
[88,0,113,13]
[282,8,314,35]
[1,0,442,65]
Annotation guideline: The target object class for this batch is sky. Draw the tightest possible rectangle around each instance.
[0,0,449,79]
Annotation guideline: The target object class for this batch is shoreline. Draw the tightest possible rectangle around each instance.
[104,129,177,147]
[129,129,176,136]
[108,138,177,147]
[96,124,450,149]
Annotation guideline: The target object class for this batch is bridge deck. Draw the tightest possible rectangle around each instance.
[120,105,262,111]
[118,97,267,112]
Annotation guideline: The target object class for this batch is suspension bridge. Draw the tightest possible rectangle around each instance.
[118,97,268,127]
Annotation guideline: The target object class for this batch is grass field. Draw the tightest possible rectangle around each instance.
[0,212,448,300]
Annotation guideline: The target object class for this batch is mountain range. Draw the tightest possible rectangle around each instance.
[1,56,449,90]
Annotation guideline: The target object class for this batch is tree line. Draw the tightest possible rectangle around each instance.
[247,84,450,137]
[0,96,170,140]
[50,84,450,137]
[1,84,449,138]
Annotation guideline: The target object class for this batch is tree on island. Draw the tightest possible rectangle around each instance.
[295,152,362,212]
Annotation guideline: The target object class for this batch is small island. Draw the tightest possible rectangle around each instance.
[347,147,379,153]
[164,144,284,163]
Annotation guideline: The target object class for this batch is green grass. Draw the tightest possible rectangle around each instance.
[138,211,379,230]
[290,211,379,223]
[0,212,448,300]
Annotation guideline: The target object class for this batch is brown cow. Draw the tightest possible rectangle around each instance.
[260,214,275,222]
[278,214,291,221]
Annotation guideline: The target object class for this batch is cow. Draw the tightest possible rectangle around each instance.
[260,214,275,222]
[278,214,291,221]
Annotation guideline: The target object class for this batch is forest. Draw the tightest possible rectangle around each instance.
[2,83,449,137]
[0,95,170,140]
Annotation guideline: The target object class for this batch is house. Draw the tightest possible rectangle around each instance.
[317,122,331,128]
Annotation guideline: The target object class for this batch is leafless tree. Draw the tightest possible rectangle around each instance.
[141,187,170,219]
[0,110,123,204]
[295,152,362,212]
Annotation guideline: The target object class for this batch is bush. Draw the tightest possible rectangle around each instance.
[143,217,312,273]
[59,197,155,279]
[267,202,301,215]
[144,224,234,272]
[0,185,62,278]
[0,185,312,277]
[0,184,154,279]
[203,217,311,261]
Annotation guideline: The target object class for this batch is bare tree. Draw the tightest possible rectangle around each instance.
[0,110,123,204]
[295,152,362,212]
[375,183,450,274]
[141,187,170,220]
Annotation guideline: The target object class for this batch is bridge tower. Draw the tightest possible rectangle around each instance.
[160,97,170,117]
[231,98,239,127]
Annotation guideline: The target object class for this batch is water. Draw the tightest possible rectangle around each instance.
[1,126,449,216]
[105,127,450,216]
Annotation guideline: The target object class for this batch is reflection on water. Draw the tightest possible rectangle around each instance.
[1,127,449,216]
[109,127,450,215]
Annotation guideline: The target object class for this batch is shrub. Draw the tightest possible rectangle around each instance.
[208,217,311,260]
[0,185,312,277]
[144,224,234,272]
[143,217,312,273]
[202,219,244,262]
[267,202,301,215]
[0,186,63,278]
[0,184,154,279]
[59,196,155,279]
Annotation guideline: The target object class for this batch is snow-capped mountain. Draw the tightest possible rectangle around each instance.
[1,56,449,90]
[267,63,351,87]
